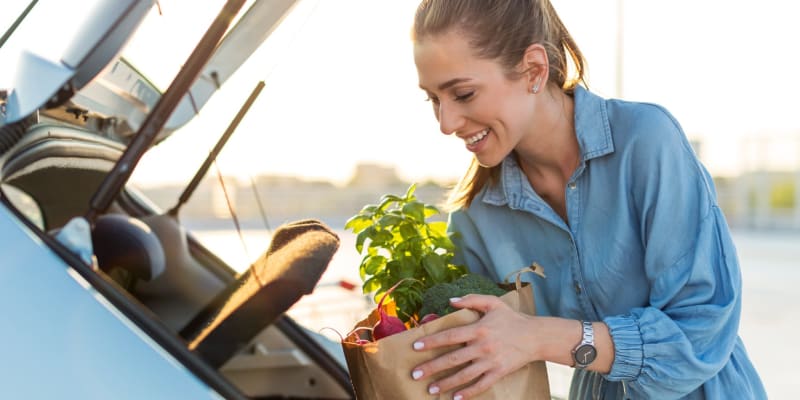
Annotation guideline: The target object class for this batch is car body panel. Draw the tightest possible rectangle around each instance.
[0,202,222,399]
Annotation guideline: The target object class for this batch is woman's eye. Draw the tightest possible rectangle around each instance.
[425,96,440,104]
[454,92,474,102]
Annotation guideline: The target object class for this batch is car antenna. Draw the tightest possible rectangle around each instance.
[166,80,265,218]
[85,0,247,225]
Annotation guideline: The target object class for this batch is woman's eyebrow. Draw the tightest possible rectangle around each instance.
[419,78,473,92]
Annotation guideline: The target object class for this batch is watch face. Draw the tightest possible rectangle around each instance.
[574,344,597,366]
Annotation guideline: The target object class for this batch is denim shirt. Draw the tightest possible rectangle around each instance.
[447,86,767,399]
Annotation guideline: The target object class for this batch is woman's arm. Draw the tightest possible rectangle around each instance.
[598,104,744,397]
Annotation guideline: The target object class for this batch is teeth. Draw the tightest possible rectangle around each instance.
[466,129,489,145]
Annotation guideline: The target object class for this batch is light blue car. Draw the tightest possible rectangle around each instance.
[0,1,354,398]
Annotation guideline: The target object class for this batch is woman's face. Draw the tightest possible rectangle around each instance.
[414,30,534,167]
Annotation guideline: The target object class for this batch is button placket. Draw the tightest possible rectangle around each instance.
[569,236,582,295]
[567,231,594,318]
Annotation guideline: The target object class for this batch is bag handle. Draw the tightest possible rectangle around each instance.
[503,262,546,291]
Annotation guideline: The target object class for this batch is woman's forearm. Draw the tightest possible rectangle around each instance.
[532,317,614,374]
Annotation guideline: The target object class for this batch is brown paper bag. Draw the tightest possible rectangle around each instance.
[342,267,550,400]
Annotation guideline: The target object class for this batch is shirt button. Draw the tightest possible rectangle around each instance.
[574,282,582,294]
[568,182,577,190]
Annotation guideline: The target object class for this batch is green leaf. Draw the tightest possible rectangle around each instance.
[344,214,374,234]
[430,235,455,252]
[422,253,446,283]
[363,255,386,276]
[402,201,425,223]
[404,183,417,200]
[409,289,423,304]
[378,195,401,211]
[360,204,379,213]
[385,259,401,275]
[358,255,369,281]
[355,226,374,253]
[428,221,448,236]
[370,229,394,247]
[423,204,440,218]
[398,257,419,279]
[380,193,403,203]
[363,276,381,294]
[398,222,419,241]
[377,213,404,228]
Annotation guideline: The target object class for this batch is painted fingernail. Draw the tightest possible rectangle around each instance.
[428,385,440,394]
[413,341,424,350]
[412,370,423,380]
[449,297,462,303]
[453,395,463,400]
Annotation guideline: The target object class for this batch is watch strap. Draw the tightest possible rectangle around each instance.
[580,320,594,346]
[571,320,596,368]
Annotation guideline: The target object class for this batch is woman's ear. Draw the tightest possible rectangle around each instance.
[520,44,549,93]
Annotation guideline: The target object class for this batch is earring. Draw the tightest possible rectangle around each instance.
[531,82,540,94]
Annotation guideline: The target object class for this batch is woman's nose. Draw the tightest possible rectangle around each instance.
[438,102,463,135]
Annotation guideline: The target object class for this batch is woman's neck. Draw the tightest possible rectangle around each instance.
[516,87,579,184]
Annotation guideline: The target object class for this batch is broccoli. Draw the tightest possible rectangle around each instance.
[453,274,507,297]
[418,274,508,317]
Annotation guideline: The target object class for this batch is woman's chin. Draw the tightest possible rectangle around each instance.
[474,153,504,168]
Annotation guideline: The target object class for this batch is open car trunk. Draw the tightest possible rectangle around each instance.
[0,1,355,398]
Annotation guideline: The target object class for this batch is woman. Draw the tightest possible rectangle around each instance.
[409,0,767,399]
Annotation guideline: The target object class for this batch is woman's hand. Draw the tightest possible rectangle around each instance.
[410,294,540,399]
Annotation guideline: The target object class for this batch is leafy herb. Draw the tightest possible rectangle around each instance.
[344,184,467,322]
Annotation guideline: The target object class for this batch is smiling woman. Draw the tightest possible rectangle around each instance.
[1,2,794,398]
[407,1,768,399]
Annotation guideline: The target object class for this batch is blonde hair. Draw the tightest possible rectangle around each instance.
[413,0,586,209]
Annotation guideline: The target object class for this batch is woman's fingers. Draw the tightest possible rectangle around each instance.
[416,354,508,399]
[412,295,506,352]
[411,345,478,386]
[413,323,474,352]
[425,359,487,395]
[450,369,504,400]
[449,293,504,313]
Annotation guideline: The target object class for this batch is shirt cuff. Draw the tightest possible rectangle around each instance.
[603,315,644,381]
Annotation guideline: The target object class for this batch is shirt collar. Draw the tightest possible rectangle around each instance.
[484,85,615,206]
[573,85,614,160]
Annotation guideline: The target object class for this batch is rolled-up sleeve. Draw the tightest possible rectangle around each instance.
[602,106,743,398]
[604,207,742,397]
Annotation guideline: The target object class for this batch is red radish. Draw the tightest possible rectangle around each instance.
[372,280,412,340]
[419,313,440,324]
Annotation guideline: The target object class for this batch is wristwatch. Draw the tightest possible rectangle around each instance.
[571,321,597,369]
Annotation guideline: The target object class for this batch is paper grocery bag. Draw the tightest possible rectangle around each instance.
[342,267,550,400]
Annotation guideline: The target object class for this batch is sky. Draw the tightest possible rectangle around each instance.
[4,0,800,187]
